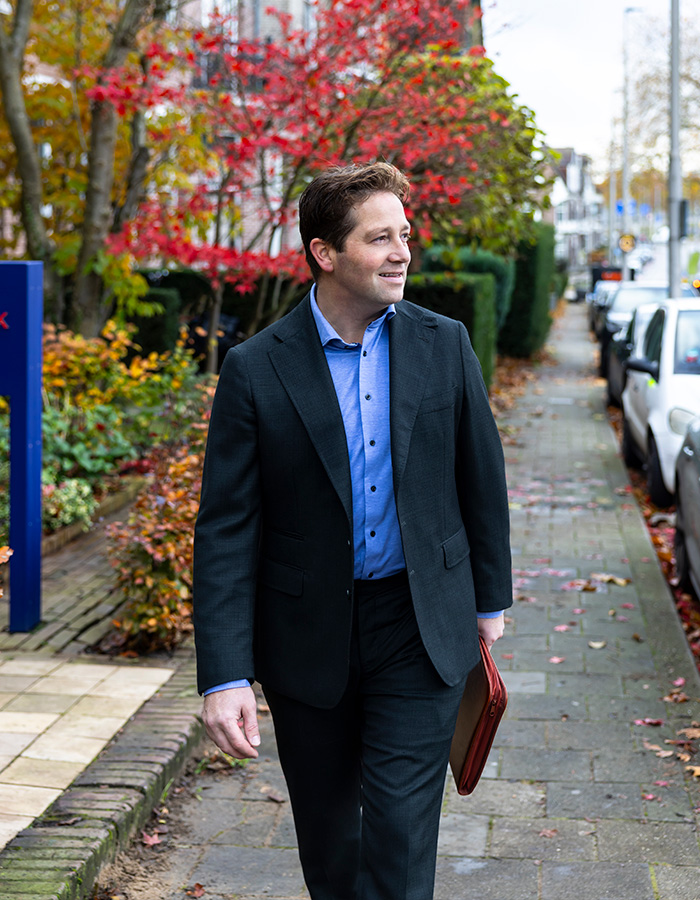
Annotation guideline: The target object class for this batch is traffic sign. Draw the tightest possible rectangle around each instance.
[619,234,636,253]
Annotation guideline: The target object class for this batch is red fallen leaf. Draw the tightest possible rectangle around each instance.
[539,828,558,838]
[141,830,162,846]
[634,718,664,727]
[549,656,566,664]
[654,781,671,787]
[534,557,551,564]
[673,677,686,687]
[621,603,635,609]
[572,608,586,615]
[501,653,514,659]
[642,793,658,801]
[554,624,570,632]
[186,885,205,898]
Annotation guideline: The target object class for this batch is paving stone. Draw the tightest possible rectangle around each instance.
[546,781,644,819]
[434,856,540,899]
[597,819,700,865]
[500,748,592,782]
[443,779,546,819]
[490,815,596,861]
[652,864,700,900]
[189,845,306,895]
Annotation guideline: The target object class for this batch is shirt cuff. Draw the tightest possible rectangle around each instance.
[203,679,251,694]
[477,610,506,619]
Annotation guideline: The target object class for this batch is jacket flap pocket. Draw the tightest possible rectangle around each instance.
[442,528,470,569]
[259,559,304,596]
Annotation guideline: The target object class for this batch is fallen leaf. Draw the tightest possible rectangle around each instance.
[633,718,664,727]
[548,656,566,664]
[554,624,570,632]
[677,727,700,739]
[572,608,586,615]
[501,653,514,660]
[632,633,644,643]
[621,602,635,609]
[539,828,558,838]
[590,573,631,586]
[141,830,162,847]
[685,766,700,779]
[657,750,675,758]
[186,885,206,898]
[588,641,607,650]
[643,741,662,751]
[654,780,671,787]
[663,690,689,703]
[267,790,286,803]
[673,678,686,687]
[57,816,81,826]
[642,793,658,801]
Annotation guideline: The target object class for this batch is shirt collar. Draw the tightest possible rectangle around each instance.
[310,284,396,348]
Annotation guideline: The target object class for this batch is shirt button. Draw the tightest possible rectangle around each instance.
[367,572,374,578]
[370,530,376,537]
[363,350,367,357]
[369,439,376,446]
[370,485,376,492]
[365,394,371,400]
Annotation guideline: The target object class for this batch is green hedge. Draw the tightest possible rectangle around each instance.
[422,246,515,330]
[130,287,181,355]
[404,272,497,388]
[498,223,555,358]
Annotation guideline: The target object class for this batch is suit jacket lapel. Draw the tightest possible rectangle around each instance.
[268,296,353,525]
[389,303,438,489]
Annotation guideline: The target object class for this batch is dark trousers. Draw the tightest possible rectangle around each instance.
[263,572,466,900]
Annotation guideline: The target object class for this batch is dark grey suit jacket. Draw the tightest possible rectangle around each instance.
[193,295,512,707]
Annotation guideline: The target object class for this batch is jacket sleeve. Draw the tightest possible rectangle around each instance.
[193,347,261,693]
[455,322,513,615]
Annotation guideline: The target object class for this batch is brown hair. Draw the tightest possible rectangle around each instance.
[298,162,410,279]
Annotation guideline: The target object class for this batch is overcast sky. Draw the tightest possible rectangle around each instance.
[481,0,686,173]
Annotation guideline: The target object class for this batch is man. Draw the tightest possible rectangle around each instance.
[193,162,512,900]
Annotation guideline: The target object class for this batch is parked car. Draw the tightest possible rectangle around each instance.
[599,281,697,376]
[588,280,621,335]
[606,302,659,406]
[621,298,700,506]
[675,416,700,597]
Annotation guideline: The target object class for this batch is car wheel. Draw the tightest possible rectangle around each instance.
[674,506,694,595]
[621,417,640,467]
[647,434,674,507]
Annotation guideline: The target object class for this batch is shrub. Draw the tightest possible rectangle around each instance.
[422,246,516,330]
[129,287,181,356]
[42,477,96,533]
[404,272,497,388]
[104,382,214,652]
[498,223,556,358]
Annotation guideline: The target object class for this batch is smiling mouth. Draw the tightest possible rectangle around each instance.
[379,272,404,279]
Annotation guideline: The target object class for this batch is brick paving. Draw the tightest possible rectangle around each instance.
[2,300,700,899]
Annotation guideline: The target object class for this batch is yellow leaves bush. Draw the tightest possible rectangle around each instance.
[104,384,215,653]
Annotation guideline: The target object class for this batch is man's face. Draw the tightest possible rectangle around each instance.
[319,191,411,314]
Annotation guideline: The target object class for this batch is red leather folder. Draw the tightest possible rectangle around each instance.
[449,635,508,795]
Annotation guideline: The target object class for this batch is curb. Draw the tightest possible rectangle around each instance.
[0,655,204,899]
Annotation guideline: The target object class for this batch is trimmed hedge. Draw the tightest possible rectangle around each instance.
[498,223,555,358]
[130,287,181,355]
[404,272,497,388]
[422,246,515,330]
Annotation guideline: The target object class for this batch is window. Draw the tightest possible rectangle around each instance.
[674,310,700,374]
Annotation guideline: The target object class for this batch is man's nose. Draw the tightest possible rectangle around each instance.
[391,240,411,263]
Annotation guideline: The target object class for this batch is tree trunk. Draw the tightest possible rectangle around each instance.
[0,0,57,303]
[464,0,483,49]
[207,283,223,375]
[70,0,155,336]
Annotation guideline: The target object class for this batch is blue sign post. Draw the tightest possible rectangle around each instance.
[0,262,43,632]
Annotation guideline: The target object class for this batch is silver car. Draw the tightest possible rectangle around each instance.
[675,416,700,597]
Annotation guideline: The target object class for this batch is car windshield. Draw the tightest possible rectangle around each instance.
[611,287,667,313]
[675,310,700,374]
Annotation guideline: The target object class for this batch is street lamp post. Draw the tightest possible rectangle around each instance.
[622,6,642,281]
[669,0,682,297]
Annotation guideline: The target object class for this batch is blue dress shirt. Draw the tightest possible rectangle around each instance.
[204,290,503,695]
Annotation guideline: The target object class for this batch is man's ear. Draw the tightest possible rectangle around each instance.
[309,238,335,274]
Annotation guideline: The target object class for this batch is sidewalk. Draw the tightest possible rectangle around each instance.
[3,301,700,899]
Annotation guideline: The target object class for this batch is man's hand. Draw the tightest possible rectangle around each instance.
[202,686,261,759]
[477,613,505,650]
